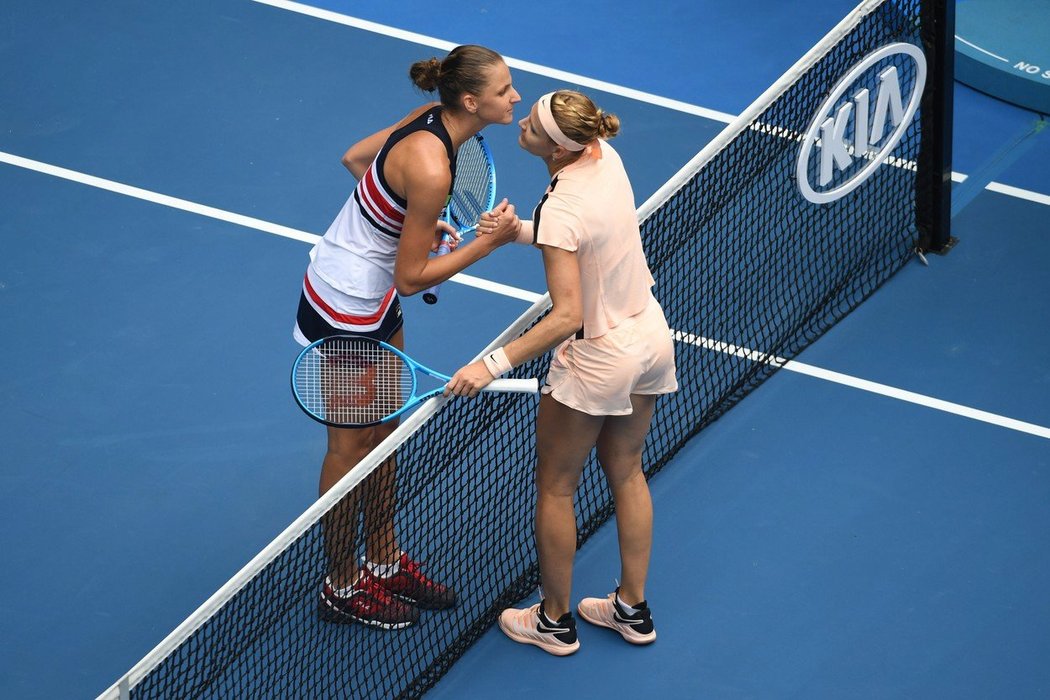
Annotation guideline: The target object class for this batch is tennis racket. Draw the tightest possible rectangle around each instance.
[422,132,497,304]
[291,335,536,428]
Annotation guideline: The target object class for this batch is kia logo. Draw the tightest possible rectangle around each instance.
[797,43,926,204]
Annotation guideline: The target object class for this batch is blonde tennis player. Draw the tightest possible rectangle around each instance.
[447,89,678,654]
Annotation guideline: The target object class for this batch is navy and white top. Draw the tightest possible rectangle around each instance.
[308,106,456,301]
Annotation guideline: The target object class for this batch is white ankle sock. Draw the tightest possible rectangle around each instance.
[616,593,641,615]
[367,559,401,578]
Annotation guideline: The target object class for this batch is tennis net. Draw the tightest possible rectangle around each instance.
[99,0,952,697]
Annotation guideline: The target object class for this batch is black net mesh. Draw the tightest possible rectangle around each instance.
[122,1,942,697]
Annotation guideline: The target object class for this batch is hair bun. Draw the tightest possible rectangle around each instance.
[409,57,441,92]
[598,111,621,139]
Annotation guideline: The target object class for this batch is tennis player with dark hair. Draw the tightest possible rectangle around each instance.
[296,45,521,630]
[447,89,677,654]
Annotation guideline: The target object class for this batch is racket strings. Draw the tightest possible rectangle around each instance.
[448,136,494,230]
[295,338,413,425]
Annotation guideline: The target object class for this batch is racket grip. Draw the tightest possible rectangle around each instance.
[422,235,454,305]
[484,378,540,393]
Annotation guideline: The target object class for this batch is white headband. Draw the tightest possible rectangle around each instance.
[537,92,586,152]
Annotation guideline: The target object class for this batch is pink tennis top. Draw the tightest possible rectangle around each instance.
[530,139,655,339]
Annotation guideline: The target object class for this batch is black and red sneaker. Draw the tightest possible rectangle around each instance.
[371,553,457,610]
[318,573,420,630]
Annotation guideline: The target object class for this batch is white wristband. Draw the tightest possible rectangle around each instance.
[482,347,513,377]
[514,220,534,245]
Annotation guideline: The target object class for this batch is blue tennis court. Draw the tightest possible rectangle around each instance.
[1,1,1048,698]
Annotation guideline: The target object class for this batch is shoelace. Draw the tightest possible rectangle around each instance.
[357,572,398,604]
[530,604,556,633]
[398,556,431,584]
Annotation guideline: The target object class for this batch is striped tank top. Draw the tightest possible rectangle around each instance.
[309,106,456,300]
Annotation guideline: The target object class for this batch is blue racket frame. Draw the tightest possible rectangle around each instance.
[423,132,497,304]
[291,336,536,428]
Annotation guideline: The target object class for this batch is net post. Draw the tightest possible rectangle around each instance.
[915,0,956,254]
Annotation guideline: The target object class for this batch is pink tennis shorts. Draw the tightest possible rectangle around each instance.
[542,296,678,416]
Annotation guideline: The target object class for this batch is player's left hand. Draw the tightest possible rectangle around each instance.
[433,220,462,253]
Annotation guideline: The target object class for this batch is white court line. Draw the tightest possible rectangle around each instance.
[250,0,747,124]
[2,149,1046,440]
[950,172,1050,207]
[0,151,318,245]
[251,0,1050,211]
[985,180,1050,207]
[673,332,1050,440]
[785,359,1050,439]
[0,150,544,303]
